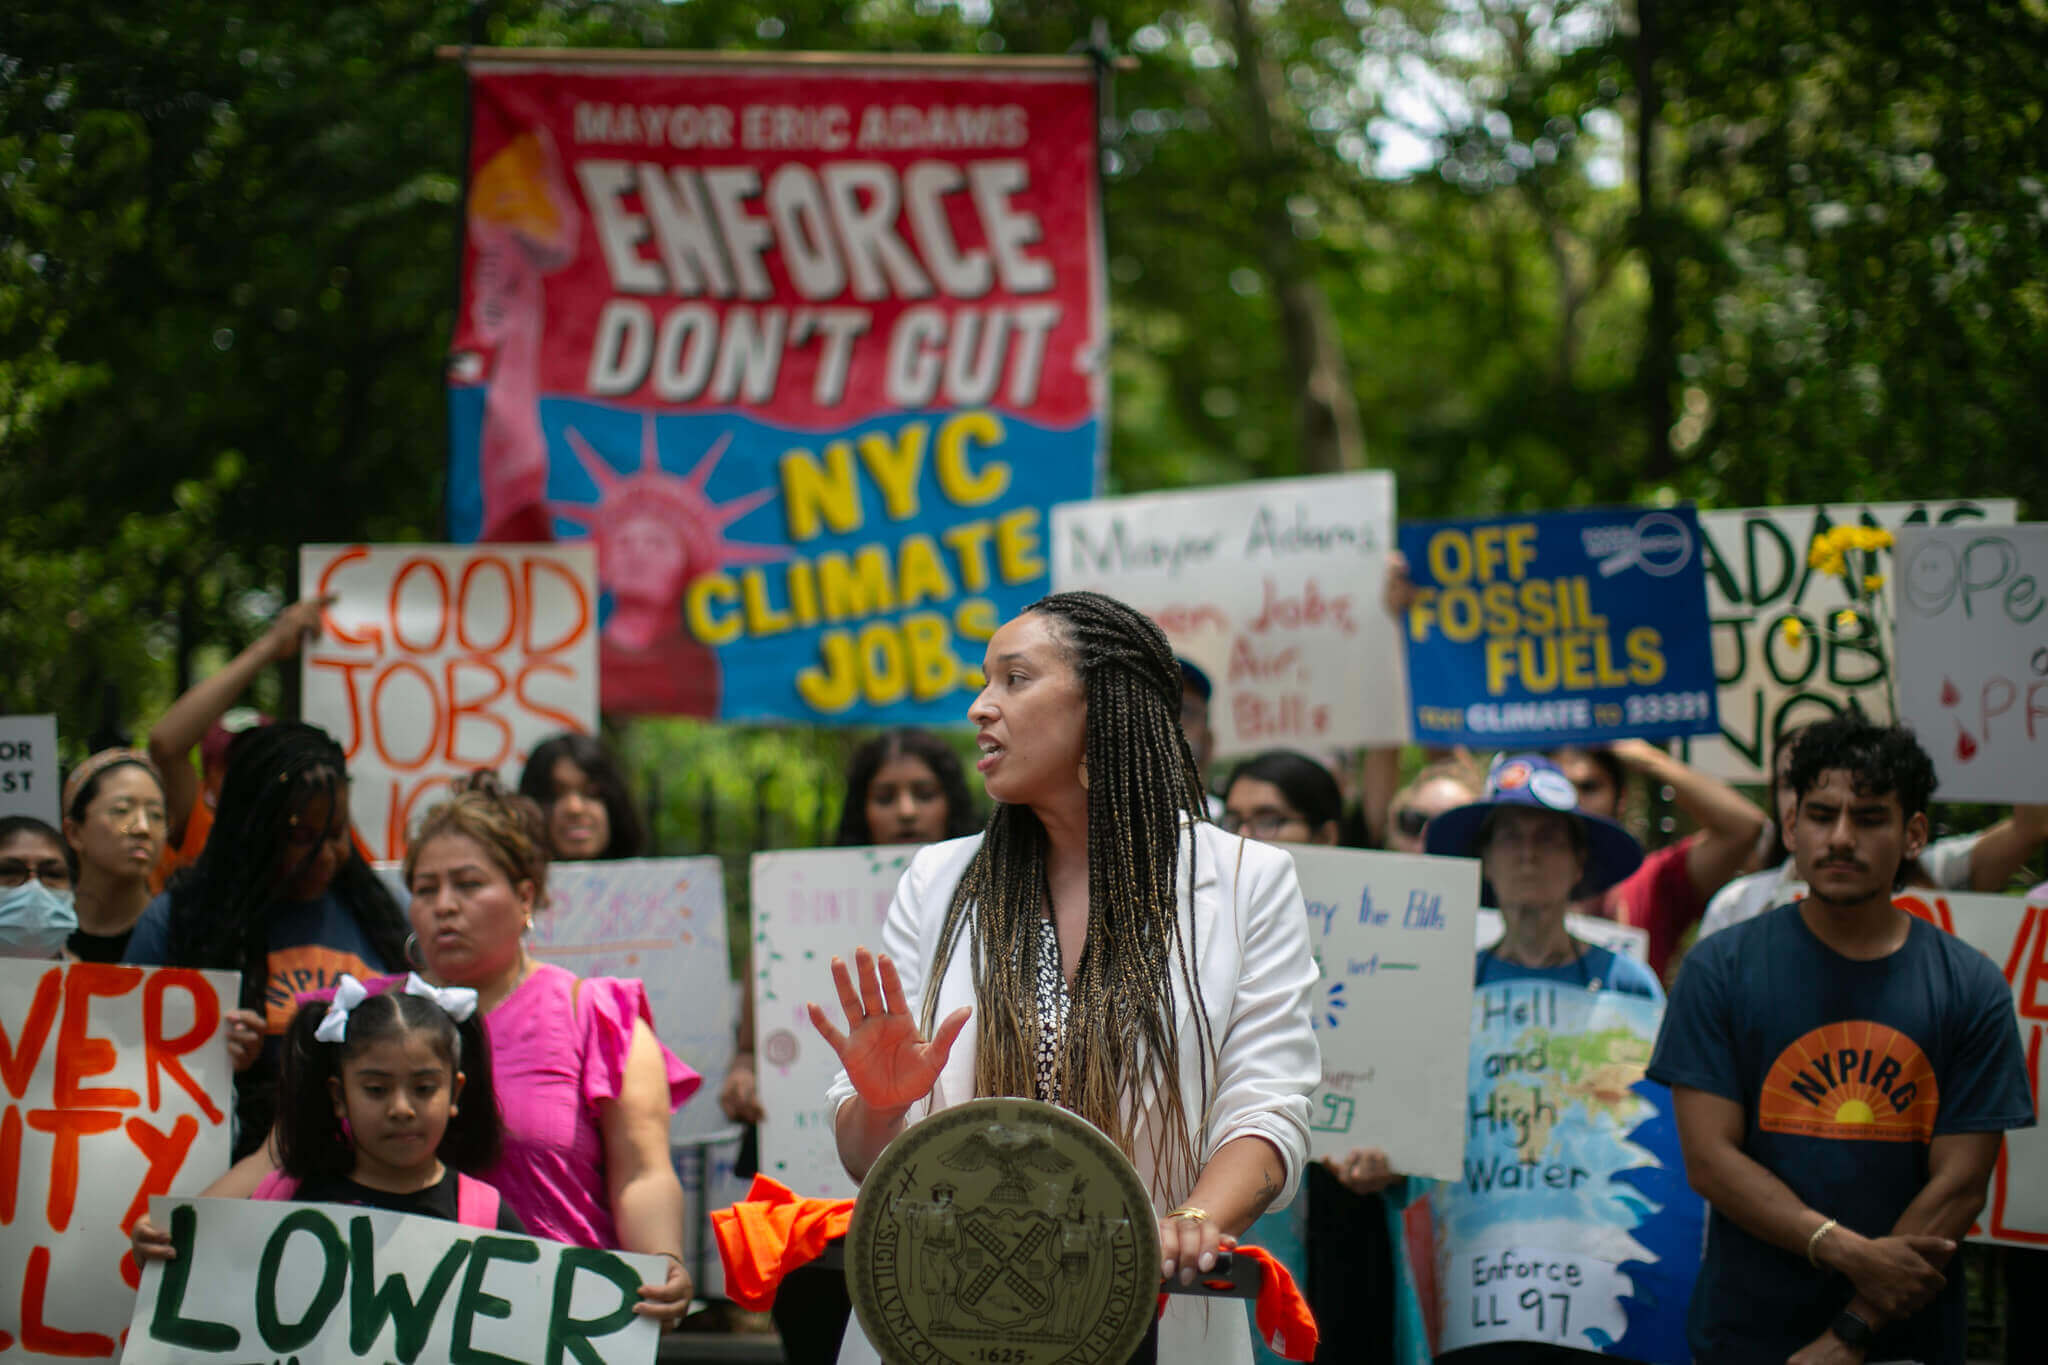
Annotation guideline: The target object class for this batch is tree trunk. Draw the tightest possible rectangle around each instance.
[1635,0,1676,481]
[1223,0,1367,473]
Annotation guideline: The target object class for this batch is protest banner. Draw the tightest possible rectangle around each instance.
[1050,472,1407,751]
[1892,523,2048,804]
[300,542,599,861]
[1892,889,2048,1247]
[0,960,235,1360]
[0,714,59,823]
[747,845,910,1199]
[1425,986,1703,1364]
[1682,499,2017,782]
[447,55,1103,723]
[1286,847,1478,1180]
[1476,910,1649,964]
[126,1195,663,1365]
[1400,506,1719,749]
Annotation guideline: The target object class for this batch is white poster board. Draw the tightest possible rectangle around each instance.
[1893,524,2048,803]
[1286,846,1480,1181]
[1477,911,1650,964]
[299,543,599,861]
[1686,500,2017,781]
[1050,472,1407,753]
[0,714,59,824]
[1893,889,2048,1248]
[0,961,235,1360]
[126,1195,663,1365]
[748,846,915,1200]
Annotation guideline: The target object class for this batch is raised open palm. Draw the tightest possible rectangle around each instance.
[807,947,971,1112]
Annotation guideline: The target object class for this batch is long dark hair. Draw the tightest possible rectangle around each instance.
[1221,750,1345,835]
[277,986,501,1183]
[518,732,645,859]
[835,728,981,845]
[922,590,1212,1200]
[163,722,410,1014]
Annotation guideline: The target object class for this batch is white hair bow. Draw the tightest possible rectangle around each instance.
[403,973,478,1023]
[312,974,370,1044]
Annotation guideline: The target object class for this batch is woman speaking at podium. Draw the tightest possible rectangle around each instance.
[812,591,1321,1363]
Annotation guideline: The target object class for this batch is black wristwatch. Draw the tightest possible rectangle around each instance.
[1830,1308,1875,1349]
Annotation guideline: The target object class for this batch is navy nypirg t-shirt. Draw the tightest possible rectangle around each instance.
[1647,904,2033,1365]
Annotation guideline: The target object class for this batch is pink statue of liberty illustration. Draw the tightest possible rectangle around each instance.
[467,128,577,543]
[554,414,782,716]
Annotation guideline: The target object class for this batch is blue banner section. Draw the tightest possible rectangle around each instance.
[1398,506,1719,748]
[450,388,1094,722]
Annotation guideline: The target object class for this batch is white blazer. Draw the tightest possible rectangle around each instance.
[827,820,1322,1365]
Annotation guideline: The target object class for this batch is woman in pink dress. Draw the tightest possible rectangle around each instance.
[200,772,702,1327]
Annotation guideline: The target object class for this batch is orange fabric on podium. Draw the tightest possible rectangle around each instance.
[1156,1244,1319,1362]
[710,1175,856,1311]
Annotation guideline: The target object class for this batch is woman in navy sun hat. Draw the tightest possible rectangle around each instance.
[1425,753,1662,1000]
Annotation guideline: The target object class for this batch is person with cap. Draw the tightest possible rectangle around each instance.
[146,594,328,887]
[1432,752,1662,1001]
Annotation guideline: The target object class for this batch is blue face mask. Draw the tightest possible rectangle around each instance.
[0,880,78,959]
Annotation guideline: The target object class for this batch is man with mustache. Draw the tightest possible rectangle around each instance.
[1648,714,2032,1365]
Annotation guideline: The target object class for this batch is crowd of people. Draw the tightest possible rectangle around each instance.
[4,585,2044,1365]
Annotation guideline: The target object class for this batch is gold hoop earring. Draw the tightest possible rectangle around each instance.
[1078,758,1091,792]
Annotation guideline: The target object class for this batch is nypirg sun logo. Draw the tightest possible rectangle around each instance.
[1758,1022,1939,1143]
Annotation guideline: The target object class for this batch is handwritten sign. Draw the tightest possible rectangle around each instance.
[1683,499,2017,781]
[1400,507,1718,749]
[1050,472,1406,751]
[1894,889,2048,1247]
[449,60,1102,723]
[0,961,235,1360]
[1286,847,1478,1180]
[126,1196,662,1365]
[300,543,598,861]
[0,714,59,823]
[1477,911,1650,964]
[1892,524,2048,803]
[748,846,913,1199]
[1427,986,1703,1364]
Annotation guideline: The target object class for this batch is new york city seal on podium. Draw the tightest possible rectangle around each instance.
[846,1097,1160,1364]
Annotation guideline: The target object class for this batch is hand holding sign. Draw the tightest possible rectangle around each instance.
[806,947,970,1114]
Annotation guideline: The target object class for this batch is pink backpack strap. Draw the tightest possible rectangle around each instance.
[252,1170,299,1201]
[454,1174,502,1229]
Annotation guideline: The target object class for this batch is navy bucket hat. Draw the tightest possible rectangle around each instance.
[1424,753,1644,897]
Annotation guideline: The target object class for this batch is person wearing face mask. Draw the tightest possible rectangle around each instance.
[58,749,167,962]
[0,817,79,958]
[125,722,409,1157]
[517,732,647,862]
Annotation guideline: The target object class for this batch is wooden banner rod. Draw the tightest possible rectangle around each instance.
[436,46,1135,72]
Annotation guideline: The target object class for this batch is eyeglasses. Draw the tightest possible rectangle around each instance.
[0,858,74,890]
[1221,810,1308,839]
[1392,808,1430,838]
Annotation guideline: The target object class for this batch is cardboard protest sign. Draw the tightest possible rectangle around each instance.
[1287,847,1478,1180]
[1400,507,1718,749]
[1683,499,2017,781]
[299,543,599,861]
[1476,910,1649,964]
[1425,987,1703,1364]
[126,1196,663,1365]
[1893,889,2048,1247]
[1892,524,2048,803]
[1050,472,1406,751]
[748,846,913,1199]
[0,715,59,824]
[0,961,235,1360]
[448,58,1103,723]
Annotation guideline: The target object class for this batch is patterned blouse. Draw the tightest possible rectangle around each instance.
[1033,918,1071,1102]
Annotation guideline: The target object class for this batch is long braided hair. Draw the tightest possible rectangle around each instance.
[163,722,410,1014]
[920,591,1214,1199]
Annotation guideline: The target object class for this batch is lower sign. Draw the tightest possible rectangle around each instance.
[846,1098,1159,1364]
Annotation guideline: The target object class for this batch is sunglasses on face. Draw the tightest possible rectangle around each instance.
[0,859,74,889]
[1393,807,1430,838]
